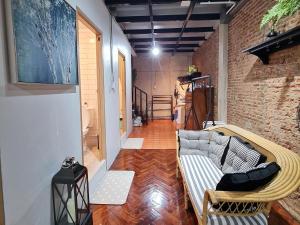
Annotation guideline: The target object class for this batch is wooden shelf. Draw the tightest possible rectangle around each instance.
[243,26,300,64]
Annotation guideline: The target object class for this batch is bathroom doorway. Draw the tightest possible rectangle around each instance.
[77,14,106,181]
[118,52,126,135]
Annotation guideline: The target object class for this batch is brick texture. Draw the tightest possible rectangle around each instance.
[192,28,219,118]
[192,0,300,221]
[227,1,300,220]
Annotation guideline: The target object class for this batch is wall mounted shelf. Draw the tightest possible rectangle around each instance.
[243,25,300,64]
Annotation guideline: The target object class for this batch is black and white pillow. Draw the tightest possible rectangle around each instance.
[222,137,267,173]
[208,132,230,169]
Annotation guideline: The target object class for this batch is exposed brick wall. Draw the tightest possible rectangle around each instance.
[192,0,300,220]
[228,0,300,154]
[228,0,300,221]
[192,28,219,119]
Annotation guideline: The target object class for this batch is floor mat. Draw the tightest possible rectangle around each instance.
[121,138,144,149]
[90,170,134,205]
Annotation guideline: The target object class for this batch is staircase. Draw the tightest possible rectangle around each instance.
[132,86,149,125]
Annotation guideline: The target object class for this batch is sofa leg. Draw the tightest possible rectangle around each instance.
[264,202,273,216]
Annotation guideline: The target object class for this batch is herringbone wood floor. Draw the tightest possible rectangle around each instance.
[91,149,197,225]
[91,120,300,225]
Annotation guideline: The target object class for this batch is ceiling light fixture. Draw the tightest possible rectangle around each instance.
[152,47,160,56]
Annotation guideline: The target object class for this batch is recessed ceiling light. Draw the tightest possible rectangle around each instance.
[181,1,191,7]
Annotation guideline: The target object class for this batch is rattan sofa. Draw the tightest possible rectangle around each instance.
[176,125,300,225]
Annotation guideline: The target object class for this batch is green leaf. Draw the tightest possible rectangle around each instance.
[260,0,300,29]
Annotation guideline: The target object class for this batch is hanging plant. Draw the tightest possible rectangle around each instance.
[260,0,300,37]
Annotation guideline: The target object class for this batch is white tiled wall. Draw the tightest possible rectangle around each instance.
[78,20,98,134]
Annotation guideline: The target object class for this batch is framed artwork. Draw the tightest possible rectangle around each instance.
[5,0,78,85]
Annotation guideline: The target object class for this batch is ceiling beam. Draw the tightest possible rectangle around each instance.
[134,43,199,48]
[116,13,220,22]
[174,0,198,53]
[129,36,206,42]
[148,0,155,47]
[124,27,214,34]
[136,49,195,53]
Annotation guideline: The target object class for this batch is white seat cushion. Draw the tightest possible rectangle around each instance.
[180,155,267,225]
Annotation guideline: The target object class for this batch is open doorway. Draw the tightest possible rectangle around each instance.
[118,52,127,136]
[77,14,106,180]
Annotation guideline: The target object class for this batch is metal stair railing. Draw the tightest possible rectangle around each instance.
[132,85,149,125]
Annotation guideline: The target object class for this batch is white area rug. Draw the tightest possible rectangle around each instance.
[121,138,144,149]
[90,170,135,205]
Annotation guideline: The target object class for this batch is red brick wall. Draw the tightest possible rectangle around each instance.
[192,28,219,118]
[228,1,300,220]
[228,0,300,156]
[192,0,300,220]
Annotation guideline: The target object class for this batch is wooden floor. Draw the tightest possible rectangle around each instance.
[129,120,177,149]
[92,120,300,225]
[91,149,197,225]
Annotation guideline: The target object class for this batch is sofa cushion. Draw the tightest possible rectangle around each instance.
[180,154,267,225]
[178,130,210,155]
[208,132,230,169]
[179,139,210,155]
[216,162,281,191]
[180,155,224,213]
[178,129,210,140]
[222,137,266,173]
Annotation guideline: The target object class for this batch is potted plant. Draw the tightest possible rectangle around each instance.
[260,0,300,37]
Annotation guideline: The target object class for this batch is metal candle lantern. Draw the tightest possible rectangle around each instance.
[52,157,93,225]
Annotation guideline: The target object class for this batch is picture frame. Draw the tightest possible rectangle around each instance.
[5,0,78,85]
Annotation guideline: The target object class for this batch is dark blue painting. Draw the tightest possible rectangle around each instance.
[11,0,78,84]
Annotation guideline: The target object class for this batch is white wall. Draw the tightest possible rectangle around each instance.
[0,0,132,225]
[133,53,192,117]
[133,53,192,96]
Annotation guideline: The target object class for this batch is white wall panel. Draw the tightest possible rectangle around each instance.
[0,0,132,224]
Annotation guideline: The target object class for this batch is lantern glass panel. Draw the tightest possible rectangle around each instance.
[53,183,77,225]
[76,175,89,224]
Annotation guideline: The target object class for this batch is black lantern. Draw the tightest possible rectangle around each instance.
[52,157,93,225]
